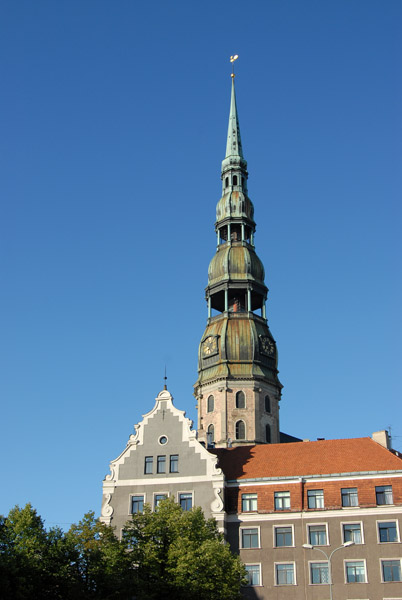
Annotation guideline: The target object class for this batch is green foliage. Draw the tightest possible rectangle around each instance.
[123,497,246,600]
[0,501,245,600]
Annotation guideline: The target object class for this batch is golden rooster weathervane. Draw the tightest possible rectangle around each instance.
[230,54,239,78]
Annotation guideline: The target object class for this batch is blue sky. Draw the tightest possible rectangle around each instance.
[1,0,401,528]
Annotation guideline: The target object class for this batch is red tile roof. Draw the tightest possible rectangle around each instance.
[211,438,402,480]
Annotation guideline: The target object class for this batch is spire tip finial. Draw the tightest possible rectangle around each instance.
[163,365,167,390]
[230,54,239,78]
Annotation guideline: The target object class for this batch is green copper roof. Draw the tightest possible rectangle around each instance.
[225,77,244,159]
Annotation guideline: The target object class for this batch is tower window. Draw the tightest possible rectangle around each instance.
[225,177,229,188]
[265,424,271,443]
[233,175,238,185]
[236,391,245,409]
[207,395,214,412]
[265,395,271,412]
[207,424,214,444]
[235,420,246,440]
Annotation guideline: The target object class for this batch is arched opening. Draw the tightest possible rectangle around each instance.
[233,175,238,185]
[225,177,229,188]
[265,395,271,413]
[266,424,271,443]
[207,424,214,445]
[230,224,241,241]
[235,420,246,440]
[236,390,246,409]
[207,395,214,413]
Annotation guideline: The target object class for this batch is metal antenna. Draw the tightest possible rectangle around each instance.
[163,365,167,390]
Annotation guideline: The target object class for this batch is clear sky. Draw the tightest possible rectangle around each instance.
[1,0,401,529]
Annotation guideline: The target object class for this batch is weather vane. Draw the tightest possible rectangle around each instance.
[230,54,239,78]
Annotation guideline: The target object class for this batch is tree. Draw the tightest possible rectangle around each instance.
[0,505,132,600]
[65,511,133,599]
[122,498,246,600]
[0,503,74,600]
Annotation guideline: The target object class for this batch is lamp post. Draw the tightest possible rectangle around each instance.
[302,541,354,600]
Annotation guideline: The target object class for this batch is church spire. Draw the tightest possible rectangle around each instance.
[194,63,283,449]
[225,77,244,160]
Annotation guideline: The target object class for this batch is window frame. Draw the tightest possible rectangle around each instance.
[240,526,260,549]
[381,558,402,583]
[307,489,325,509]
[274,524,294,548]
[207,394,214,413]
[309,560,330,585]
[344,559,367,583]
[169,454,179,473]
[244,564,262,587]
[235,420,246,440]
[130,494,145,515]
[144,456,153,475]
[377,520,400,544]
[153,492,168,510]
[157,455,166,474]
[307,522,329,546]
[376,485,393,505]
[274,490,291,511]
[235,390,246,409]
[241,493,258,513]
[341,487,359,507]
[341,521,364,545]
[275,562,296,586]
[178,491,193,511]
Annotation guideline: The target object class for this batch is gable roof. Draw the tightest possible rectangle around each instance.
[212,437,402,480]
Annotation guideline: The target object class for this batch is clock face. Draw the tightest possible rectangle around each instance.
[203,335,218,356]
[260,336,275,356]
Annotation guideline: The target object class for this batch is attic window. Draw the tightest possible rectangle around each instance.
[159,435,168,445]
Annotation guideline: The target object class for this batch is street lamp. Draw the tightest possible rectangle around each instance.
[302,541,354,600]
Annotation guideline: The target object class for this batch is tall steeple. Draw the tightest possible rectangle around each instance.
[194,65,282,448]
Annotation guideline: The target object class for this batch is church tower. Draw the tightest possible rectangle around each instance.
[194,73,282,448]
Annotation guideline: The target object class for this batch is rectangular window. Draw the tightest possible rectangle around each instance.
[144,456,153,474]
[179,493,192,511]
[345,560,366,583]
[343,522,362,544]
[157,455,166,474]
[241,528,259,549]
[276,563,295,585]
[169,454,179,473]
[341,487,358,507]
[274,491,290,510]
[308,524,327,546]
[382,559,402,582]
[131,495,144,514]
[154,494,167,509]
[241,493,257,512]
[308,489,324,509]
[245,564,261,586]
[376,485,393,505]
[379,521,398,543]
[310,562,329,584]
[275,526,293,547]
